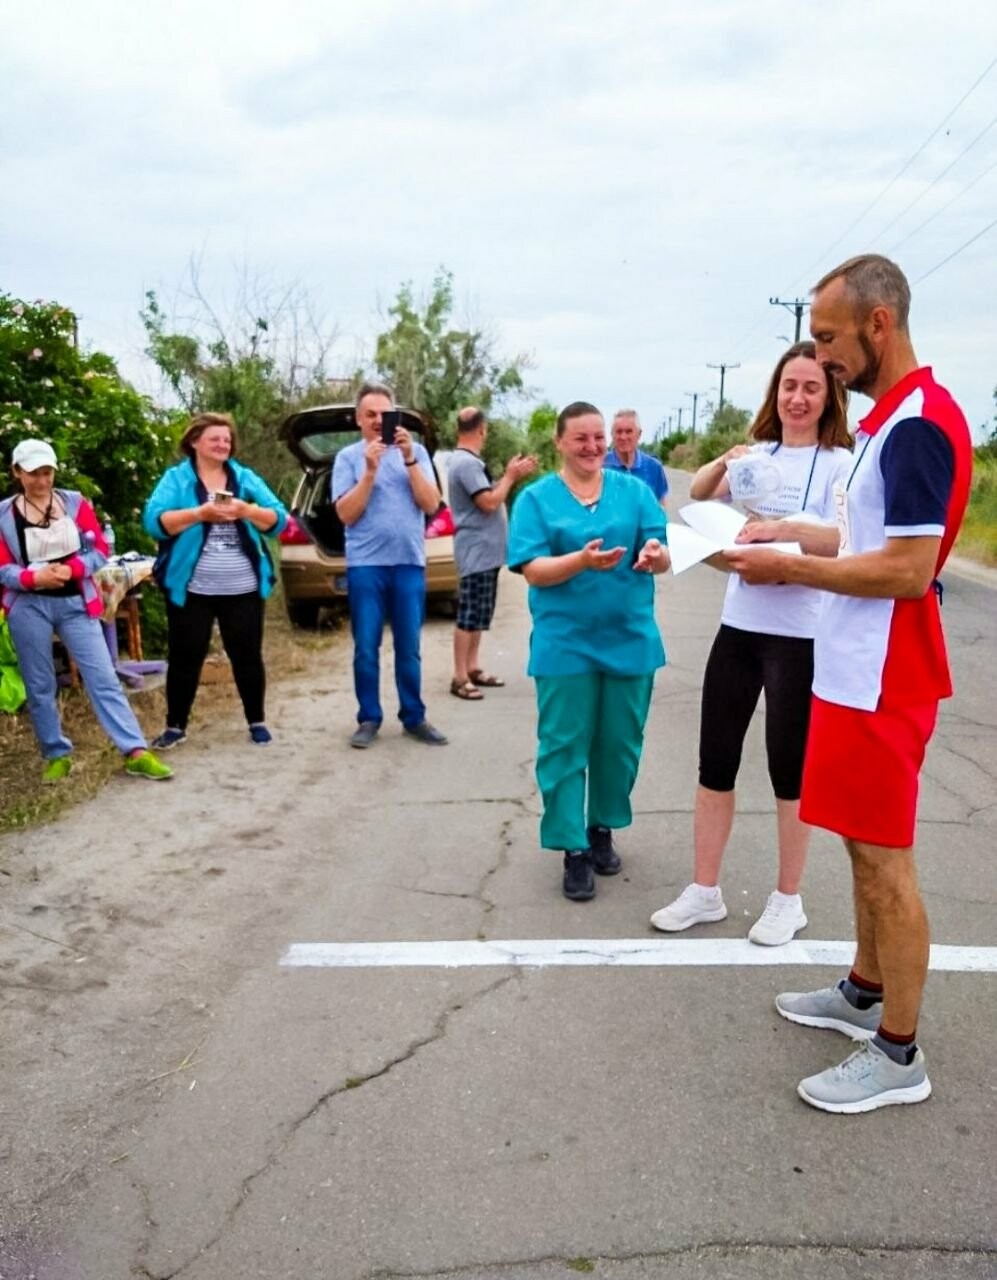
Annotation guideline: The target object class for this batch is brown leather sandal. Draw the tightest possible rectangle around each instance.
[468,669,505,687]
[450,679,484,700]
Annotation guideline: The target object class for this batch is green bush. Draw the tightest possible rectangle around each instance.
[655,429,689,463]
[959,453,997,565]
[0,293,181,653]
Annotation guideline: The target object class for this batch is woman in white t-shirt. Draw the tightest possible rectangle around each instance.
[651,342,852,945]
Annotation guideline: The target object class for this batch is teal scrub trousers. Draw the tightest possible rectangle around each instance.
[534,672,655,851]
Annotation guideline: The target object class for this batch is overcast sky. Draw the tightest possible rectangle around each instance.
[2,1,996,439]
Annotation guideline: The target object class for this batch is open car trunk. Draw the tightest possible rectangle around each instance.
[280,403,440,558]
[295,464,347,557]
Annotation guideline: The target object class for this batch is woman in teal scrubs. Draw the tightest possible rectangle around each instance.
[508,401,670,901]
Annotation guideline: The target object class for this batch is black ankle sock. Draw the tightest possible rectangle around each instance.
[874,1026,917,1066]
[840,970,884,1011]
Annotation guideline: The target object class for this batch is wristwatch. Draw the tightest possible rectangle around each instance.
[404,458,418,467]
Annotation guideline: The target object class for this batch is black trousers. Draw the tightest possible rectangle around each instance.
[165,591,266,730]
[698,624,814,801]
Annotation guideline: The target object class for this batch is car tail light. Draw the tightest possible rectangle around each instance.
[279,514,313,546]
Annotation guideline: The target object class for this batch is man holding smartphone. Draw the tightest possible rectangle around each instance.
[332,382,448,748]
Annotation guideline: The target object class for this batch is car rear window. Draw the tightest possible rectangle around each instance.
[296,429,361,463]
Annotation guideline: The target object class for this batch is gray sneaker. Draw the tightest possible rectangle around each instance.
[797,1040,931,1114]
[350,721,380,749]
[775,982,880,1041]
[404,721,448,746]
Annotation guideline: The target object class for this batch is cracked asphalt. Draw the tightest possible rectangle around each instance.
[0,470,995,1279]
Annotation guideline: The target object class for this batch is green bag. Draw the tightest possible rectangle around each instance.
[0,616,26,714]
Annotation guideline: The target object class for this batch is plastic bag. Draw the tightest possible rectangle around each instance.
[0,617,26,714]
[425,506,456,539]
[726,455,783,503]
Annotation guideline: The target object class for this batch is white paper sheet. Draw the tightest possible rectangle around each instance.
[669,501,802,575]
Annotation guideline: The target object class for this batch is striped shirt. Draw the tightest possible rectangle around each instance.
[188,523,259,596]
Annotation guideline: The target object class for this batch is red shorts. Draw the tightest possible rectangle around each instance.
[800,695,938,848]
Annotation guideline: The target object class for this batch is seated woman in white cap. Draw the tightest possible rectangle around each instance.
[0,439,173,782]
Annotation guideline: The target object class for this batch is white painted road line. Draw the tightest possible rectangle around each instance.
[280,939,997,973]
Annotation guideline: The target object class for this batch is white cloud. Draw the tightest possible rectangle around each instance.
[1,0,995,435]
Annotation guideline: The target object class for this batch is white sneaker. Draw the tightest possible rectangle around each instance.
[748,891,808,946]
[650,884,727,933]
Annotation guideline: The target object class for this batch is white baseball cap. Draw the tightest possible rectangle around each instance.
[11,439,58,472]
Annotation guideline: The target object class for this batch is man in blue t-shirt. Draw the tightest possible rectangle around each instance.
[331,382,448,749]
[603,410,669,503]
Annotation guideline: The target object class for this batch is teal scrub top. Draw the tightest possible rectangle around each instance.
[507,469,668,677]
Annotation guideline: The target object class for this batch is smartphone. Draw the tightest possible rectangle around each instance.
[213,490,233,502]
[380,409,401,446]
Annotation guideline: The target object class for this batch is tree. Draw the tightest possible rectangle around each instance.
[140,260,346,495]
[696,403,753,463]
[523,401,559,476]
[374,269,531,444]
[0,294,177,555]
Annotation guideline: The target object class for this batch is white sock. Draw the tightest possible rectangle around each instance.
[770,890,802,905]
[692,882,722,899]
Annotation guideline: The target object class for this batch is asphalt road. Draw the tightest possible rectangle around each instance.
[1,470,995,1279]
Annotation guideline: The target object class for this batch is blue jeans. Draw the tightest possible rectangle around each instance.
[7,594,147,759]
[347,565,426,729]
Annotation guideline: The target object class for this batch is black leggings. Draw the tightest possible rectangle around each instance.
[166,592,266,730]
[698,624,814,801]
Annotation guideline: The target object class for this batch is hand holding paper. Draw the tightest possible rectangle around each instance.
[668,502,802,575]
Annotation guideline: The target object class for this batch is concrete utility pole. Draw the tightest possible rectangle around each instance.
[673,407,684,431]
[706,363,740,412]
[685,391,703,435]
[769,297,810,343]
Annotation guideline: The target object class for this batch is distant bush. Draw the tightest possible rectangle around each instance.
[655,429,689,463]
[958,453,997,566]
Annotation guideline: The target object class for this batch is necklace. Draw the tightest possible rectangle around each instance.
[21,493,57,526]
[559,472,603,508]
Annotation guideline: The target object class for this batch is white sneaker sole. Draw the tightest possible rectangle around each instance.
[649,903,728,933]
[748,912,808,946]
[775,1005,876,1042]
[797,1075,932,1114]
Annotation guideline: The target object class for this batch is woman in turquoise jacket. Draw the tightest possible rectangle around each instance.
[508,401,671,902]
[143,412,287,748]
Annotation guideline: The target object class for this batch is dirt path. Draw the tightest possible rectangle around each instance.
[0,621,362,1249]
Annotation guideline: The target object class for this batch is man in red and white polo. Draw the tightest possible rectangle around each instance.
[726,254,972,1114]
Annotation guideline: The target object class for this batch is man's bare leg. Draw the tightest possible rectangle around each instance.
[453,628,475,686]
[848,840,928,1036]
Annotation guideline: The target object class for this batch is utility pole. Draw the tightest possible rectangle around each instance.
[769,296,810,342]
[706,362,740,412]
[685,391,703,435]
[673,407,684,431]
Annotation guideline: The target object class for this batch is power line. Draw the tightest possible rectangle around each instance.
[871,113,997,244]
[722,57,997,369]
[889,153,997,253]
[787,54,997,288]
[913,214,997,283]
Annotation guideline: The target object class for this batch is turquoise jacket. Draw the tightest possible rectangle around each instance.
[143,458,288,607]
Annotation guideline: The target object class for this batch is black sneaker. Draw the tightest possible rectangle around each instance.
[587,825,621,875]
[562,850,596,901]
[350,720,380,749]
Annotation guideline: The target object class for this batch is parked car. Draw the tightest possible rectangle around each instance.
[278,404,459,627]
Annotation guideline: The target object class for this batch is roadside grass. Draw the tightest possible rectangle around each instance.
[956,455,997,567]
[0,591,343,842]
